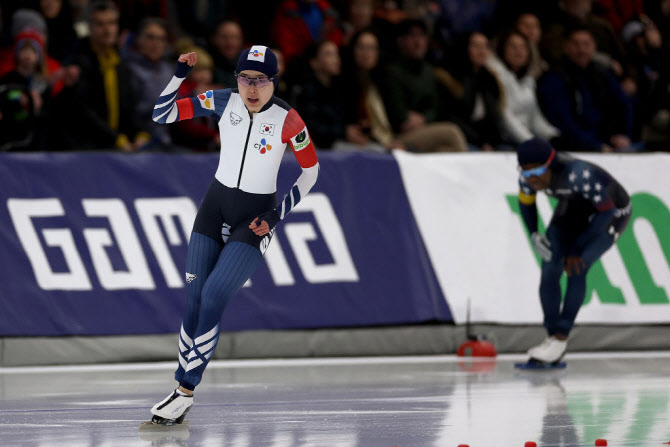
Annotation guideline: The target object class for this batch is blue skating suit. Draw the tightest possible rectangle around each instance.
[518,152,631,336]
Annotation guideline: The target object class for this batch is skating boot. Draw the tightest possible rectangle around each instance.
[515,336,567,370]
[144,389,193,427]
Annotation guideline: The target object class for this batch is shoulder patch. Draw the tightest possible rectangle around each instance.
[197,90,215,110]
[291,127,311,151]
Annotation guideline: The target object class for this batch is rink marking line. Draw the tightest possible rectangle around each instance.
[2,351,670,374]
[0,420,135,425]
[0,399,452,415]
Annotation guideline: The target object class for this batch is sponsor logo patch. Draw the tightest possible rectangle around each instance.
[254,138,272,154]
[291,127,311,151]
[186,273,197,283]
[197,90,215,110]
[259,123,275,136]
[247,45,267,62]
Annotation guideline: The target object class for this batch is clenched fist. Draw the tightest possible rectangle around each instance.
[178,52,197,67]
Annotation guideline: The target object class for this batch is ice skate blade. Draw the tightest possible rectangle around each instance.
[515,359,566,370]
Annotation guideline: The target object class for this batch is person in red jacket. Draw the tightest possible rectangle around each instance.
[272,0,344,64]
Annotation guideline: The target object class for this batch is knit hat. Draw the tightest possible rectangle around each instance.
[517,137,555,165]
[622,20,645,44]
[236,45,279,86]
[11,9,47,38]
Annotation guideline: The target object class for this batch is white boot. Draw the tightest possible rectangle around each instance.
[151,389,193,424]
[528,336,567,363]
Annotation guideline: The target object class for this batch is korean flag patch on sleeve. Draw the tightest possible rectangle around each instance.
[197,90,215,110]
[291,127,311,151]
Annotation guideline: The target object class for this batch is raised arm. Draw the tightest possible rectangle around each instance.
[152,53,197,124]
[153,52,230,125]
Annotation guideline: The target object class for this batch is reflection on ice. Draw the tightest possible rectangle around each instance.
[1,353,670,446]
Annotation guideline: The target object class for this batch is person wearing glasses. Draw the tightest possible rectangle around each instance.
[148,46,319,425]
[516,138,630,366]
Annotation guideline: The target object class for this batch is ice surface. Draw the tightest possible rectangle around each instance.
[1,353,670,446]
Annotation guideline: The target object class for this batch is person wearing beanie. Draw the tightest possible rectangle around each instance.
[0,30,52,150]
[515,137,631,366]
[146,45,320,426]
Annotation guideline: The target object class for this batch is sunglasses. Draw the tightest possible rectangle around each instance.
[520,165,548,178]
[519,149,556,178]
[235,73,276,88]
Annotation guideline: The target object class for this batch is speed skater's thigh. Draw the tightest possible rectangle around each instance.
[580,232,615,268]
[545,224,569,262]
[192,181,230,244]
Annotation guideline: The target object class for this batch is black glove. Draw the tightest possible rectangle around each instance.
[256,210,280,231]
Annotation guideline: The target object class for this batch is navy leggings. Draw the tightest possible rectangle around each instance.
[539,225,615,336]
[175,180,276,390]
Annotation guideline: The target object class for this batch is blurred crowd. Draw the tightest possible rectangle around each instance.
[1,0,669,153]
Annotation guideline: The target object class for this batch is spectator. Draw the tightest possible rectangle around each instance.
[208,20,244,89]
[434,0,497,46]
[622,18,664,101]
[126,18,173,147]
[541,0,627,77]
[646,0,670,47]
[369,0,408,25]
[271,47,289,99]
[593,0,645,34]
[1,10,50,78]
[115,0,170,37]
[438,32,505,151]
[39,0,78,62]
[55,0,146,151]
[364,0,406,56]
[341,0,376,45]
[489,0,560,36]
[537,26,634,152]
[0,31,51,118]
[644,52,670,149]
[272,0,343,64]
[486,29,558,145]
[168,41,221,152]
[621,17,665,140]
[171,1,230,40]
[0,34,50,150]
[381,19,467,152]
[515,12,549,78]
[0,10,67,96]
[290,40,346,149]
[341,29,401,151]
